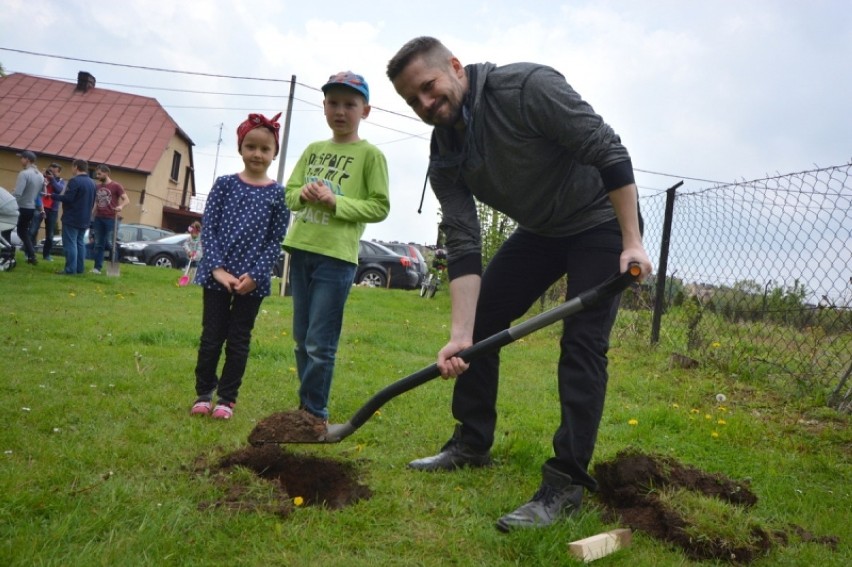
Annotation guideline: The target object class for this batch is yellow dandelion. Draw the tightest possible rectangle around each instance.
[288,367,296,373]
[717,419,727,425]
[718,406,728,412]
[671,403,680,409]
[373,410,382,417]
[704,414,712,420]
[293,496,304,507]
[69,292,76,297]
[355,444,364,453]
[628,419,639,426]
[711,431,719,438]
[690,408,700,414]
[711,342,721,348]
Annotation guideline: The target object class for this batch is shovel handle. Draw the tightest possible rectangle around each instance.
[343,263,641,432]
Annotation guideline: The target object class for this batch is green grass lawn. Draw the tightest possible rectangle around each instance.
[1,259,849,566]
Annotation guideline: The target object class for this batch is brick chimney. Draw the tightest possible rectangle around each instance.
[76,71,96,92]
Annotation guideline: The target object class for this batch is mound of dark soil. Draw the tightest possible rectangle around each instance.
[593,450,838,563]
[248,410,329,444]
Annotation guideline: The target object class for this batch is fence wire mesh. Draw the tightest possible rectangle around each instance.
[630,162,851,404]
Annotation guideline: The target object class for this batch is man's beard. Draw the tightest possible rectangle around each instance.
[425,97,462,127]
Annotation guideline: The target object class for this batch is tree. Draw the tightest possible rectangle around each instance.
[476,199,516,266]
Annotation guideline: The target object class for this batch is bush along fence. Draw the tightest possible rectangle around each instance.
[625,162,851,411]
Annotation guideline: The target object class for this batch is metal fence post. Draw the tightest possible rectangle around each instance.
[650,181,683,344]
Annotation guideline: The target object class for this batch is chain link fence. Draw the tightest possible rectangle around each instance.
[626,162,851,409]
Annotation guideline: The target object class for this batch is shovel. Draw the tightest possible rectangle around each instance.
[178,253,193,286]
[106,219,120,277]
[254,263,641,445]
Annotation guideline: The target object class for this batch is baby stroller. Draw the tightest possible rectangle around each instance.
[0,186,20,272]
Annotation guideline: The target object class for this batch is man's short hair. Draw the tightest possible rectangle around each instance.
[386,36,453,81]
[49,162,62,171]
[73,159,89,172]
[96,164,110,174]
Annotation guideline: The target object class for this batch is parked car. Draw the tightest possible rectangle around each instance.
[355,240,420,289]
[272,241,421,290]
[117,223,174,243]
[378,241,428,285]
[120,233,190,269]
[36,223,174,259]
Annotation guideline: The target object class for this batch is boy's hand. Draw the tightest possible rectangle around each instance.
[300,181,336,210]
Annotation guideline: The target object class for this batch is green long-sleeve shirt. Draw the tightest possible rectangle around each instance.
[284,139,390,264]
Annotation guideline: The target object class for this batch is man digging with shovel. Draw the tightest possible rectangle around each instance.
[386,37,652,532]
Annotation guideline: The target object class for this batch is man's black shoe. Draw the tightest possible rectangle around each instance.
[408,427,491,472]
[495,463,583,532]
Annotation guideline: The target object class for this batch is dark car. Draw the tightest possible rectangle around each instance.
[37,223,173,259]
[379,241,428,285]
[355,240,420,289]
[272,240,420,290]
[120,233,190,269]
[117,223,174,243]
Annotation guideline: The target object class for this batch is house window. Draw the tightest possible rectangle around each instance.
[170,151,181,182]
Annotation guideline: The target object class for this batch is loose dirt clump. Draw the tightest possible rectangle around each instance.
[193,443,372,515]
[248,410,329,444]
[593,450,838,564]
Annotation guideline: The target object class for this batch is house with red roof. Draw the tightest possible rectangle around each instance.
[0,71,200,233]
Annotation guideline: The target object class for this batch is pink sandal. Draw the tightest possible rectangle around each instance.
[211,403,234,420]
[190,400,212,416]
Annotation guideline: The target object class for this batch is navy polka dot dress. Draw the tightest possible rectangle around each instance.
[195,174,289,297]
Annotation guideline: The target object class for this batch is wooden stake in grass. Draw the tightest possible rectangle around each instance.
[568,529,631,562]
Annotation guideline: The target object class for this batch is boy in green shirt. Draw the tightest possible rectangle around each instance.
[284,71,390,421]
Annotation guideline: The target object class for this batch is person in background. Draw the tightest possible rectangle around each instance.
[283,71,390,422]
[90,164,129,274]
[387,37,652,532]
[35,163,65,262]
[183,220,203,277]
[189,113,289,420]
[52,159,96,275]
[12,150,43,265]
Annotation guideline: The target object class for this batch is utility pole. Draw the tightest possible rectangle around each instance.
[212,122,224,180]
[278,75,296,296]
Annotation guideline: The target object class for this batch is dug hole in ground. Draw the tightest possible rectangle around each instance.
[189,410,839,564]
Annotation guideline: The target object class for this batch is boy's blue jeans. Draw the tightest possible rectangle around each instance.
[288,249,356,420]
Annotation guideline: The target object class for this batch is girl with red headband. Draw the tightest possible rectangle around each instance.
[189,113,290,420]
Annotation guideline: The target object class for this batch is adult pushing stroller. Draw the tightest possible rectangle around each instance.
[0,186,20,272]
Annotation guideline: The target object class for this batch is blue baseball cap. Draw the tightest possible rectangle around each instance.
[322,71,369,103]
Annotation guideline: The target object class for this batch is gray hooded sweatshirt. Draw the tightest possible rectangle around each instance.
[428,62,636,278]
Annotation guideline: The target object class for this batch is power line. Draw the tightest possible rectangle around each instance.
[0,47,423,123]
[2,46,713,179]
[634,168,727,185]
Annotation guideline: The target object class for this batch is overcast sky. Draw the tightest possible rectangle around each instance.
[2,0,849,245]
